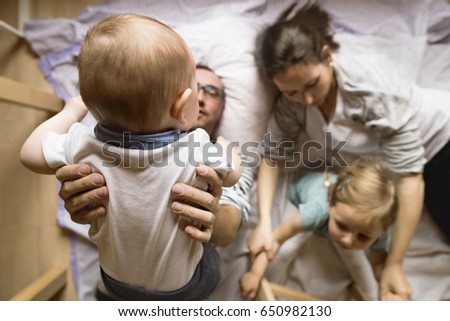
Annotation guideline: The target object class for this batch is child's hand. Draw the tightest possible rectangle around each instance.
[240,271,262,300]
[267,239,281,261]
[63,96,88,121]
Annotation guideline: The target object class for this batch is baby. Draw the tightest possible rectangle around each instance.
[21,13,241,300]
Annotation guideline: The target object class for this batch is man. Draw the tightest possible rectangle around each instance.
[56,65,253,299]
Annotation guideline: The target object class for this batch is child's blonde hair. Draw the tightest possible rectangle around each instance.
[79,13,195,133]
[329,158,399,230]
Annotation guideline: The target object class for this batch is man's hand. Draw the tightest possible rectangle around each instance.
[171,164,223,243]
[56,164,108,224]
[56,163,225,243]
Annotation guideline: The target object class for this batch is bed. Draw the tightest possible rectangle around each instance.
[23,0,450,300]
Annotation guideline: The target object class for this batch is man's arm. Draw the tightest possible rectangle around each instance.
[210,205,240,246]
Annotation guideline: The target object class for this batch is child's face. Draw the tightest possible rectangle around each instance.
[328,202,384,250]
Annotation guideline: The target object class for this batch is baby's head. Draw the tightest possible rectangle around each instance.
[79,13,198,133]
[327,158,399,250]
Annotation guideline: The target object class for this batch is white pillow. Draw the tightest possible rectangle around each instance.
[176,16,274,145]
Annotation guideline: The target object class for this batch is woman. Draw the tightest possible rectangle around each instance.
[249,3,450,300]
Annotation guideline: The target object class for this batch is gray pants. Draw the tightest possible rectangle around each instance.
[97,244,221,300]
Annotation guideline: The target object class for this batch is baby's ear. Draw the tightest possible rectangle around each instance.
[170,88,192,125]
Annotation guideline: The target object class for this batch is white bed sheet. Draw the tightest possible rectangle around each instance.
[23,0,450,300]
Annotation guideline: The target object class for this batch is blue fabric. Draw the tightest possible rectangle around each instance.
[289,171,337,237]
[98,243,221,301]
[94,123,187,150]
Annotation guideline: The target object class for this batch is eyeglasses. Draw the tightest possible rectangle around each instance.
[197,83,225,102]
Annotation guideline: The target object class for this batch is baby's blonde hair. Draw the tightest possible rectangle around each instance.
[329,158,399,230]
[79,13,195,133]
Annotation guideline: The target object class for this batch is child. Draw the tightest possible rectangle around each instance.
[20,14,241,300]
[240,159,398,300]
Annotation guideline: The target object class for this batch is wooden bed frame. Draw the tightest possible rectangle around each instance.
[257,278,368,301]
[0,24,77,300]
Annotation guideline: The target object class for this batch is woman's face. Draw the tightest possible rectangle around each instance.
[272,61,334,107]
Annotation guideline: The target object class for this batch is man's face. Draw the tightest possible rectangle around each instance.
[194,68,225,135]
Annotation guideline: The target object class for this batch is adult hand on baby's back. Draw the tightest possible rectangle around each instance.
[171,164,223,243]
[56,164,108,224]
[57,163,223,244]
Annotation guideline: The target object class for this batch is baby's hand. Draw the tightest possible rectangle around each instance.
[215,136,242,187]
[216,136,241,163]
[240,272,262,300]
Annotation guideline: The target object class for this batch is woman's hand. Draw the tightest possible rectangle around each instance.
[379,263,412,300]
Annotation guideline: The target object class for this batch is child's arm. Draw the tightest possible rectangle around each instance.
[368,251,388,283]
[20,96,88,174]
[272,212,303,246]
[240,212,303,300]
[247,156,280,261]
[240,251,270,300]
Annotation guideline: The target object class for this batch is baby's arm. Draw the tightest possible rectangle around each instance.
[215,136,242,187]
[20,96,88,174]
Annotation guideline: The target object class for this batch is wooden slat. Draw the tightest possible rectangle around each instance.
[257,278,276,301]
[257,278,326,301]
[0,76,63,113]
[258,278,367,301]
[10,267,67,301]
[269,282,326,301]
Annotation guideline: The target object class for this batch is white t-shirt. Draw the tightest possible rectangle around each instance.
[42,125,229,291]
